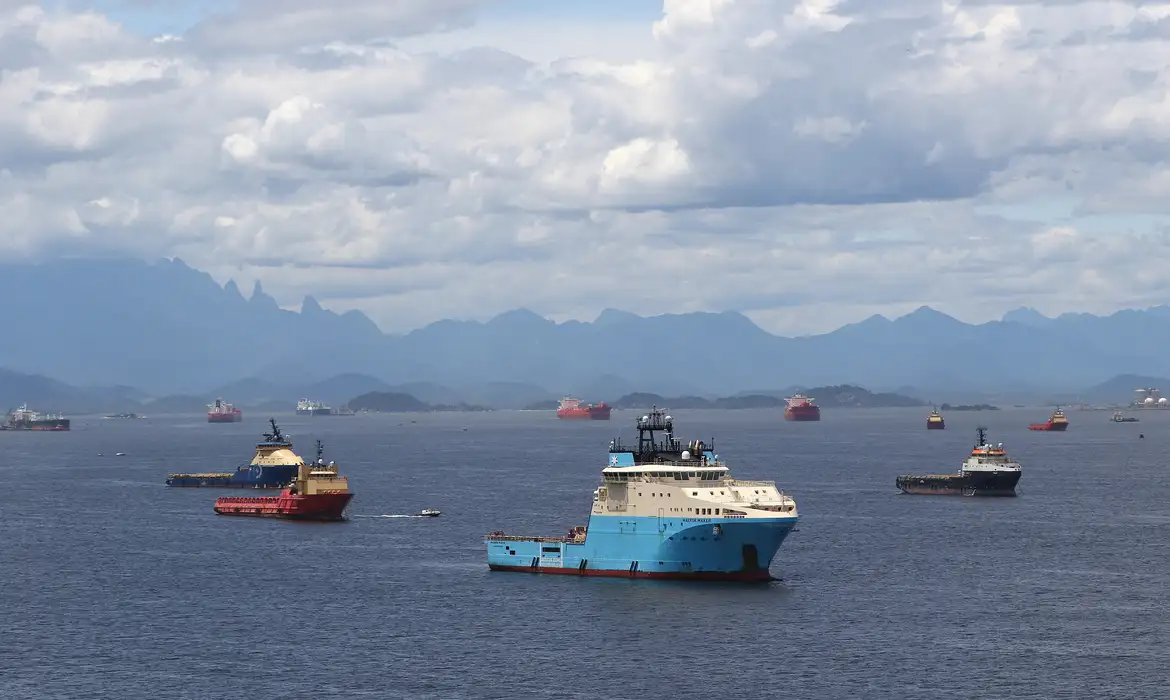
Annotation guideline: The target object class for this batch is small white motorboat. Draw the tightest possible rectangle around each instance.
[417,508,441,517]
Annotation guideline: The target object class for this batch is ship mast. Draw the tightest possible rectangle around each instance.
[632,406,676,455]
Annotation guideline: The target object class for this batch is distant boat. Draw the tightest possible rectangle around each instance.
[897,426,1021,497]
[1029,407,1069,431]
[417,509,441,517]
[296,398,332,416]
[783,394,820,421]
[0,404,70,431]
[556,397,611,420]
[926,408,945,430]
[1111,411,1139,423]
[167,419,303,488]
[213,439,352,521]
[207,398,242,423]
[103,413,145,420]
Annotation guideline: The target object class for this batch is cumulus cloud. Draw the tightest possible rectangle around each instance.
[2,0,1170,335]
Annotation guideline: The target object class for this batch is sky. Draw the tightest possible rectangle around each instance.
[4,0,1170,336]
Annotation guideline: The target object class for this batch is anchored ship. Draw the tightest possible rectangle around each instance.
[166,419,303,488]
[207,398,242,423]
[485,406,799,581]
[1111,411,1139,423]
[296,399,332,416]
[0,404,70,431]
[213,440,352,521]
[896,427,1021,496]
[926,408,945,430]
[783,394,820,421]
[556,396,612,420]
[1028,407,1068,431]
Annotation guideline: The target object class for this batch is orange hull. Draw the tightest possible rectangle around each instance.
[1028,422,1067,431]
[214,490,353,521]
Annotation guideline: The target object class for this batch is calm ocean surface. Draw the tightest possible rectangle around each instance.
[1,407,1167,699]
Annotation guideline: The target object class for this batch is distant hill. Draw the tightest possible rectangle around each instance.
[610,385,922,410]
[8,257,1170,396]
[1081,374,1170,403]
[346,391,490,413]
[0,368,147,414]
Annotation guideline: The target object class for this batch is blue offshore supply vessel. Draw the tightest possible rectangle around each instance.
[166,419,304,488]
[485,407,799,581]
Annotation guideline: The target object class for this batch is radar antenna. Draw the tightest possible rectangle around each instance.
[264,418,286,443]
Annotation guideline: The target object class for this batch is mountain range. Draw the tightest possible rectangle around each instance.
[1,257,1170,405]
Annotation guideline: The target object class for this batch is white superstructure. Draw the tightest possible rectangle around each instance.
[596,410,797,520]
[960,429,1021,474]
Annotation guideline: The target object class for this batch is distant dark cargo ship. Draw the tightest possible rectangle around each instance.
[1,404,70,431]
[896,427,1021,497]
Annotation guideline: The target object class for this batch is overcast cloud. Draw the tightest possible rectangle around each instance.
[2,0,1170,334]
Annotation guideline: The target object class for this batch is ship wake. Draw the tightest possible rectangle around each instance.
[352,514,434,519]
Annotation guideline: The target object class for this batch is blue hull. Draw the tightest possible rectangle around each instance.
[486,513,798,581]
[166,464,300,488]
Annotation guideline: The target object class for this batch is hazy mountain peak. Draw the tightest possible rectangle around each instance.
[223,279,243,300]
[487,308,551,327]
[893,305,962,327]
[301,295,324,315]
[594,308,642,325]
[248,281,279,311]
[834,313,892,334]
[1002,307,1050,326]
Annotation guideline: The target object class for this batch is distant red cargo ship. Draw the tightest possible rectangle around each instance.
[783,394,821,421]
[214,440,353,521]
[557,396,611,420]
[207,398,242,423]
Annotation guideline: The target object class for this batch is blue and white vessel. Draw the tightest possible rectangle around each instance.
[166,419,305,488]
[296,399,332,416]
[485,406,799,581]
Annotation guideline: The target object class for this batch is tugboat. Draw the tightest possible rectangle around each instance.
[1029,407,1069,431]
[213,440,352,521]
[166,419,304,487]
[926,408,945,430]
[1111,411,1139,423]
[556,397,612,420]
[485,406,799,581]
[896,427,1021,496]
[0,404,70,431]
[783,394,820,421]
